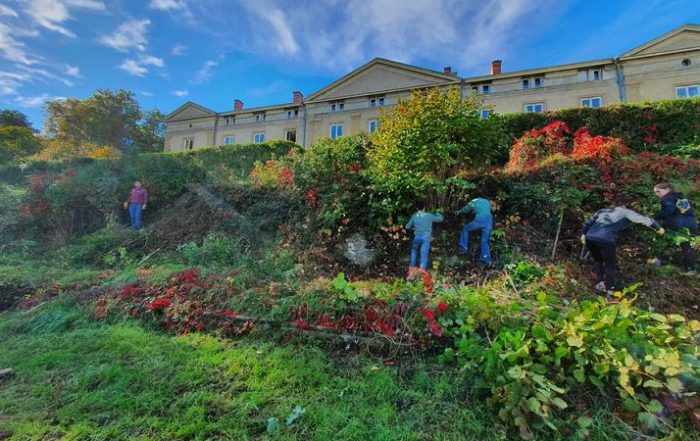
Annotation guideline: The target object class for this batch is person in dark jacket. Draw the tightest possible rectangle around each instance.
[653,182,698,274]
[581,196,664,295]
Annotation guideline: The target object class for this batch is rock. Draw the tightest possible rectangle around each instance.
[0,368,13,379]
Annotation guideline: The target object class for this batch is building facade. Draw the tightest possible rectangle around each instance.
[165,24,700,152]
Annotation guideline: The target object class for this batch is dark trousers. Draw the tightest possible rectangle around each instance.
[586,240,617,290]
[677,224,698,272]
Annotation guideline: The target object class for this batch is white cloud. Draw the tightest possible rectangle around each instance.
[242,1,300,56]
[0,23,36,64]
[171,89,188,97]
[139,91,155,97]
[191,60,218,84]
[141,55,164,67]
[99,19,151,52]
[22,0,105,38]
[119,59,148,76]
[0,71,31,95]
[0,4,18,17]
[14,93,65,108]
[171,44,187,56]
[65,64,80,77]
[149,0,187,11]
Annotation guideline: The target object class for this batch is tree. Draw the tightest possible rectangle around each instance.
[0,109,33,130]
[366,87,501,216]
[131,108,165,153]
[44,89,142,151]
[0,126,42,162]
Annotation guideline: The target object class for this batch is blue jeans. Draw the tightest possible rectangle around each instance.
[410,236,431,270]
[459,216,493,264]
[129,203,143,229]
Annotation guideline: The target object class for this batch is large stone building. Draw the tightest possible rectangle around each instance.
[165,24,700,151]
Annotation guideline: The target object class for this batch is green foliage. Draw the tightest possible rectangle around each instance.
[367,87,501,216]
[507,261,545,287]
[177,231,245,267]
[496,98,700,158]
[0,109,33,129]
[0,126,42,162]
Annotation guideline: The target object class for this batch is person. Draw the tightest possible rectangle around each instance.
[124,181,148,229]
[653,182,698,275]
[581,196,664,296]
[404,203,444,273]
[456,196,493,266]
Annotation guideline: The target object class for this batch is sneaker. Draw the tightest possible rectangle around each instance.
[594,281,606,293]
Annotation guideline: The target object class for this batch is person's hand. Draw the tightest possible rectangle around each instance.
[656,227,665,236]
[123,202,128,210]
[580,234,586,245]
[142,204,147,210]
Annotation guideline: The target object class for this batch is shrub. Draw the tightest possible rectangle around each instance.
[177,231,245,267]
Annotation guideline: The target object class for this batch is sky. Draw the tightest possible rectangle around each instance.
[1,0,699,130]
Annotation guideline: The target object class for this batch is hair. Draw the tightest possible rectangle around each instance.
[654,182,675,192]
[614,194,633,206]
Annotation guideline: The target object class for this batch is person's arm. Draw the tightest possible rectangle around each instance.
[455,201,474,216]
[405,215,415,230]
[432,213,444,223]
[654,198,676,222]
[582,211,599,235]
[622,208,662,230]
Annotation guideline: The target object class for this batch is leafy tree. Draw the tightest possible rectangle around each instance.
[0,109,33,130]
[44,89,143,151]
[367,87,500,216]
[131,108,165,153]
[0,126,42,162]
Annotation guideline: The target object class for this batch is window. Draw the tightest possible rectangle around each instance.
[480,109,491,119]
[369,98,376,107]
[534,77,543,88]
[522,79,530,89]
[255,113,266,122]
[253,132,265,143]
[378,97,384,106]
[676,85,699,98]
[581,97,603,108]
[285,129,297,142]
[481,84,491,94]
[183,138,194,150]
[330,102,345,112]
[287,110,293,119]
[368,119,378,134]
[225,116,235,125]
[330,123,343,139]
[580,68,603,82]
[524,103,544,113]
[223,136,235,145]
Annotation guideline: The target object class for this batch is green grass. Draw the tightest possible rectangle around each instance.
[2,299,697,441]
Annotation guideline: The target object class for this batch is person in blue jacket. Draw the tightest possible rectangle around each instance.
[653,182,698,274]
[456,196,493,265]
[404,203,444,272]
[581,196,664,295]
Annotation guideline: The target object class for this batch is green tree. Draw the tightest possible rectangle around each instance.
[366,87,500,216]
[0,109,33,130]
[131,108,165,153]
[0,126,42,162]
[44,89,143,151]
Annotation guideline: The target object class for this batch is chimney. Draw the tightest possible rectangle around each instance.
[490,60,502,76]
[443,66,452,76]
[293,90,303,104]
[234,99,244,111]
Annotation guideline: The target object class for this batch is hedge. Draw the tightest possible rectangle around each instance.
[495,97,700,159]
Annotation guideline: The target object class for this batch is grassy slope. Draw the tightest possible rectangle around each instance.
[4,299,690,441]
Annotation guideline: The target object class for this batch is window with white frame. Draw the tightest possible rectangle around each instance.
[225,116,235,125]
[676,85,699,98]
[255,113,266,122]
[534,77,543,88]
[330,123,343,139]
[330,102,345,112]
[253,132,265,143]
[378,97,385,106]
[368,119,378,133]
[581,97,603,108]
[223,136,235,145]
[285,129,297,142]
[480,109,491,119]
[287,110,293,119]
[579,68,603,82]
[183,138,194,150]
[369,98,376,107]
[481,84,491,94]
[524,103,544,113]
[522,79,530,89]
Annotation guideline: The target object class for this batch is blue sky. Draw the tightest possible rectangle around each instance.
[1,0,699,129]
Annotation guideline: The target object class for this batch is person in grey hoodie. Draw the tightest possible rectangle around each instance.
[405,203,444,272]
[581,196,664,294]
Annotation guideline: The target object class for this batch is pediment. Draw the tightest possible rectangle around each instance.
[307,58,457,101]
[166,102,216,121]
[621,25,700,58]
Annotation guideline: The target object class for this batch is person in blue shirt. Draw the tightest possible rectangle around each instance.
[456,196,493,266]
[653,182,698,274]
[404,204,444,272]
